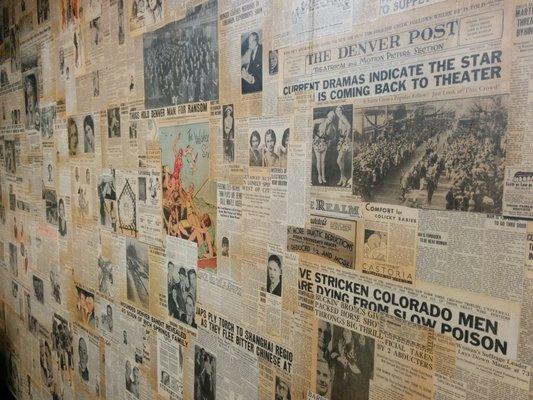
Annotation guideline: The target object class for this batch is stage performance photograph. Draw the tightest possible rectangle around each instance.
[312,104,353,188]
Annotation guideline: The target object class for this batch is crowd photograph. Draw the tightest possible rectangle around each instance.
[143,2,218,108]
[352,96,508,213]
[312,104,353,187]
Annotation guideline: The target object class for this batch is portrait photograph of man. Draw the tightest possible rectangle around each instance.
[241,30,262,94]
[315,320,375,400]
[266,253,282,297]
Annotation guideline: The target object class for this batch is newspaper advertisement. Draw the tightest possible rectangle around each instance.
[503,167,533,219]
[356,203,418,285]
[287,216,357,270]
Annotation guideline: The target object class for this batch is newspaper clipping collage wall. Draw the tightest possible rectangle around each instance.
[0,0,531,399]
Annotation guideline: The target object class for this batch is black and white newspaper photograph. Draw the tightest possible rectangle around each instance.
[126,238,150,309]
[23,73,39,130]
[143,0,218,108]
[107,107,121,138]
[266,253,282,297]
[312,104,353,187]
[315,320,375,400]
[97,169,117,230]
[222,104,234,163]
[194,345,216,400]
[249,127,290,168]
[74,329,100,396]
[241,30,262,94]
[167,260,197,328]
[40,104,56,140]
[83,114,96,153]
[352,96,508,213]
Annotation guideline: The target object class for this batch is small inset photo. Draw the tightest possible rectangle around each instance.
[269,49,278,76]
[275,375,291,400]
[266,253,282,297]
[363,229,387,261]
[241,30,262,94]
[194,346,216,399]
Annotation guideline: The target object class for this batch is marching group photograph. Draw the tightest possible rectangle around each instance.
[351,96,508,213]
